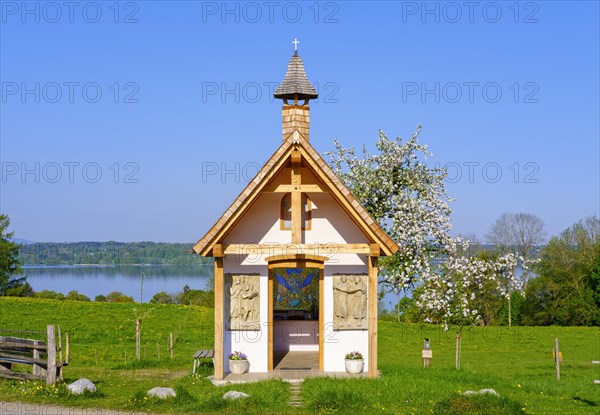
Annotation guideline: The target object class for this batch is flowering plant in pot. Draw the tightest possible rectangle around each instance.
[344,351,364,374]
[228,351,249,374]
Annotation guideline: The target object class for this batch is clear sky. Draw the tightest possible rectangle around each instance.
[1,0,598,243]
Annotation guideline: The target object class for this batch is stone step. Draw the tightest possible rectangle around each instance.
[288,382,303,407]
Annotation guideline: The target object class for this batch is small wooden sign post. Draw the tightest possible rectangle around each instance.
[422,338,432,368]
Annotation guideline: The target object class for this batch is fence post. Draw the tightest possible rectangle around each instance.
[65,332,69,365]
[33,340,40,377]
[455,332,461,370]
[46,325,56,385]
[136,319,141,361]
[57,325,63,382]
[554,338,560,380]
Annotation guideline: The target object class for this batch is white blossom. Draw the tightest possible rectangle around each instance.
[328,127,521,329]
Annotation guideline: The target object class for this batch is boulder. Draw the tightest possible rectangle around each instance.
[223,390,250,400]
[147,387,176,399]
[67,378,97,395]
[462,388,499,397]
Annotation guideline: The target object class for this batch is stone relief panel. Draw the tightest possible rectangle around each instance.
[225,274,260,331]
[333,274,368,330]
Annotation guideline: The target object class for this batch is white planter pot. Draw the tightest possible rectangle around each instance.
[345,359,364,374]
[229,359,249,375]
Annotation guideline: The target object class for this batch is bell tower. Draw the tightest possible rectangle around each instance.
[274,39,319,142]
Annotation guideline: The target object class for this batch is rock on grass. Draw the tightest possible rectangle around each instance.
[67,379,97,395]
[223,391,250,400]
[147,387,176,399]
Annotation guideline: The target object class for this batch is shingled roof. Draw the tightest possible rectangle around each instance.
[274,53,319,100]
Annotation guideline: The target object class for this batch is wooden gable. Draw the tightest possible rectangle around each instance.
[192,136,399,257]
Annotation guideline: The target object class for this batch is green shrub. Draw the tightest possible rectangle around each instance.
[150,291,174,304]
[35,290,65,300]
[106,291,134,303]
[64,290,91,301]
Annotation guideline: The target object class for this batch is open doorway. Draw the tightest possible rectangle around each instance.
[268,265,322,371]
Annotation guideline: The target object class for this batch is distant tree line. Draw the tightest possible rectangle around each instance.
[18,242,213,266]
[382,215,600,327]
[31,285,215,308]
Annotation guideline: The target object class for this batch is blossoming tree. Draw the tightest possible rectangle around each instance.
[328,127,521,330]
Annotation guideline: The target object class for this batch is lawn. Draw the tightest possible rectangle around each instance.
[0,297,598,414]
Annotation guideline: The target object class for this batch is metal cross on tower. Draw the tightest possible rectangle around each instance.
[292,38,300,53]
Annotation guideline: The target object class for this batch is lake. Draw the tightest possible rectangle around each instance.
[23,265,213,302]
[23,264,404,309]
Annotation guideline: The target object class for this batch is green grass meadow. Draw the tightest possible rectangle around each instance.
[0,297,599,414]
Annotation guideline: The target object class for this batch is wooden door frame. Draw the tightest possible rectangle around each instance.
[266,255,327,372]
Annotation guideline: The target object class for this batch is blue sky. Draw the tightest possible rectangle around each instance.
[1,0,598,243]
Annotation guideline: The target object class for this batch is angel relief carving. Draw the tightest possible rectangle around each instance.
[226,274,260,330]
[333,274,368,330]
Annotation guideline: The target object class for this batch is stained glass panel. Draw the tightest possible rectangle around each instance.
[273,267,319,312]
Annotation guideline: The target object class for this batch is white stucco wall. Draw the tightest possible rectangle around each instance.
[220,191,371,373]
[323,262,370,372]
[222,258,268,373]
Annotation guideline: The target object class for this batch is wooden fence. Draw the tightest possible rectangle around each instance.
[0,325,68,385]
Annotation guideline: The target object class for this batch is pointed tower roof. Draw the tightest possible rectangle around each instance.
[274,52,319,101]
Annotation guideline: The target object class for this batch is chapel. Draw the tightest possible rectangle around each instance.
[193,44,399,379]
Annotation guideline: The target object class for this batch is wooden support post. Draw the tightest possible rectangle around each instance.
[57,325,63,382]
[554,338,560,380]
[318,267,324,372]
[268,268,274,371]
[368,256,378,378]
[46,325,56,385]
[214,256,225,379]
[136,319,141,361]
[169,333,174,359]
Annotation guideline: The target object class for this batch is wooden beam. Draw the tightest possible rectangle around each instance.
[291,149,302,165]
[268,269,274,371]
[212,244,224,258]
[297,146,399,256]
[193,141,295,256]
[263,184,326,193]
[291,151,302,244]
[368,256,378,378]
[224,243,371,256]
[213,257,224,379]
[0,353,48,367]
[369,244,380,257]
[291,192,301,243]
[319,268,324,371]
